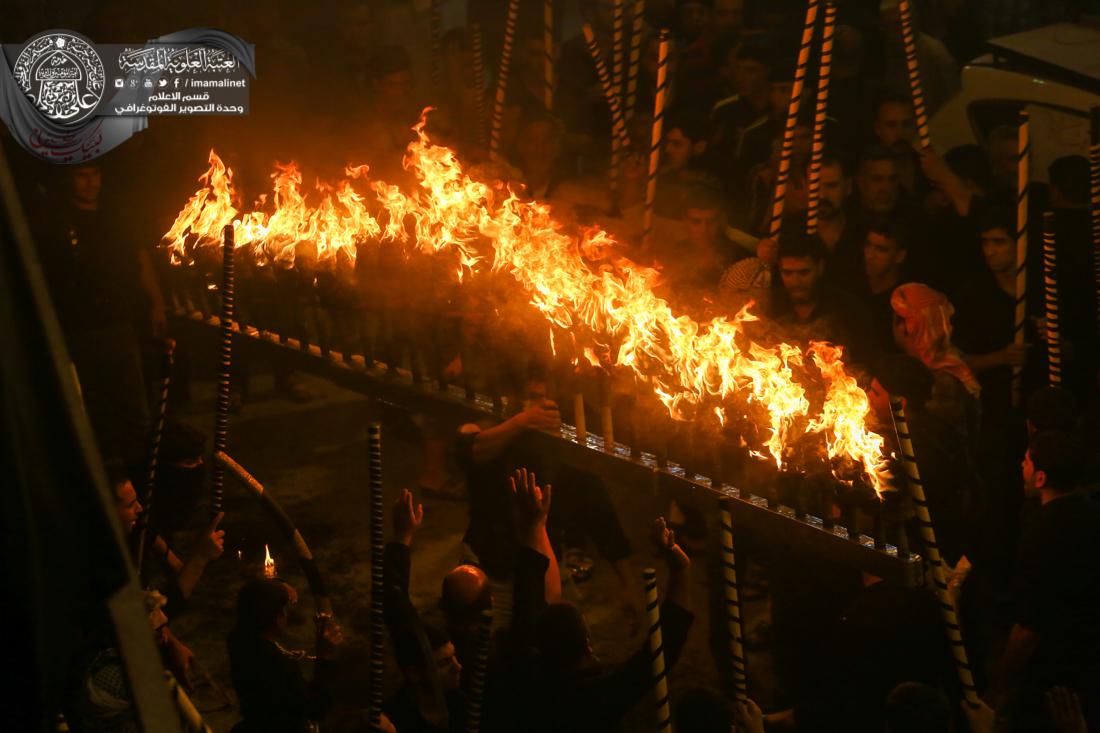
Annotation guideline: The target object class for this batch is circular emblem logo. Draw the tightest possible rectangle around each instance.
[13,31,105,125]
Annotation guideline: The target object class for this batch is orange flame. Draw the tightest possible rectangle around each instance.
[163,110,891,494]
[263,544,276,579]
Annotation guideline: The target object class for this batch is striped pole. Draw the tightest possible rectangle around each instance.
[609,0,627,209]
[212,224,234,516]
[624,0,646,124]
[1042,212,1062,386]
[543,0,554,111]
[367,423,385,731]
[582,23,631,151]
[1012,110,1029,407]
[135,340,175,583]
[165,670,214,733]
[897,0,931,148]
[464,609,494,733]
[718,505,748,702]
[471,23,488,147]
[430,0,442,94]
[889,398,980,707]
[805,1,837,236]
[489,0,521,160]
[1090,106,1100,335]
[767,0,820,239]
[643,568,673,733]
[641,29,671,250]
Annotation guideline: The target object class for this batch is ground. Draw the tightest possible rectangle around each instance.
[163,368,776,731]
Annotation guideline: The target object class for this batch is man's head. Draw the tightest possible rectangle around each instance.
[863,218,908,282]
[812,155,849,221]
[777,230,827,306]
[986,124,1019,194]
[67,164,102,210]
[235,578,296,637]
[677,0,714,42]
[663,107,709,171]
[856,146,901,213]
[394,623,463,692]
[440,564,490,631]
[514,112,564,176]
[712,0,744,36]
[1022,429,1080,499]
[682,185,726,250]
[767,72,795,123]
[110,463,142,533]
[867,354,933,424]
[977,208,1016,276]
[731,37,771,103]
[369,46,413,107]
[1025,386,1079,436]
[885,681,951,733]
[873,97,916,151]
[536,602,592,675]
[1048,155,1089,209]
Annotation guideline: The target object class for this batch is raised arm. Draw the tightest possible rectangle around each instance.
[175,511,225,600]
[510,467,561,603]
[469,399,561,464]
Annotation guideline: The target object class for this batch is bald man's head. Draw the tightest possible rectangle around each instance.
[440,564,490,628]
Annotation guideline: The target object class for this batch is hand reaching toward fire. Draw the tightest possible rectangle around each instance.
[392,489,424,546]
[519,399,561,432]
[510,467,551,531]
[651,517,690,571]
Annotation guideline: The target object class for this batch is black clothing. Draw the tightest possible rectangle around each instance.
[37,204,142,333]
[226,631,332,733]
[458,430,632,578]
[1015,493,1100,688]
[796,582,956,732]
[854,283,902,357]
[522,601,695,733]
[767,283,877,365]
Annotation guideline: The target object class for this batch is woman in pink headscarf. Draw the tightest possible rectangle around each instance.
[890,282,981,440]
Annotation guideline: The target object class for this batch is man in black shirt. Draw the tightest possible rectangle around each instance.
[36,163,167,462]
[855,218,908,356]
[992,429,1100,730]
[227,578,345,733]
[767,230,875,365]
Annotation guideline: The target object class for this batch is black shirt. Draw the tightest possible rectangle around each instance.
[226,631,332,733]
[37,203,142,333]
[1015,493,1100,688]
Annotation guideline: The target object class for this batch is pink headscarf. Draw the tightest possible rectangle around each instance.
[890,283,981,396]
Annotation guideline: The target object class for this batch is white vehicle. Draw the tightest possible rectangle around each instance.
[930,22,1100,181]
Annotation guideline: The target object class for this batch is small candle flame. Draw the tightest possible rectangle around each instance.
[263,544,276,578]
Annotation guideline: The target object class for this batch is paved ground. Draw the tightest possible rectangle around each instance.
[163,367,778,731]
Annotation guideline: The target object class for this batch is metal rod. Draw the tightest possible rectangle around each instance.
[624,0,646,124]
[1013,110,1030,407]
[1042,211,1062,386]
[897,0,932,148]
[136,340,175,584]
[211,224,234,516]
[642,29,670,251]
[805,1,837,235]
[718,505,749,702]
[367,423,385,730]
[767,0,820,239]
[464,609,494,733]
[889,398,980,707]
[643,568,672,733]
[543,0,555,111]
[489,0,521,160]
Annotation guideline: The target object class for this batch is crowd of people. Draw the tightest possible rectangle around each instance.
[10,0,1100,732]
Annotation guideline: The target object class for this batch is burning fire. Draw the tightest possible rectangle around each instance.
[163,110,890,493]
[263,544,276,579]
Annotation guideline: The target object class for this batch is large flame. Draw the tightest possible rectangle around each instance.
[163,111,890,493]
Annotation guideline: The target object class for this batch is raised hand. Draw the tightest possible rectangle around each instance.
[651,517,690,571]
[1046,687,1088,733]
[392,488,424,546]
[195,511,225,562]
[735,698,765,733]
[510,467,552,530]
